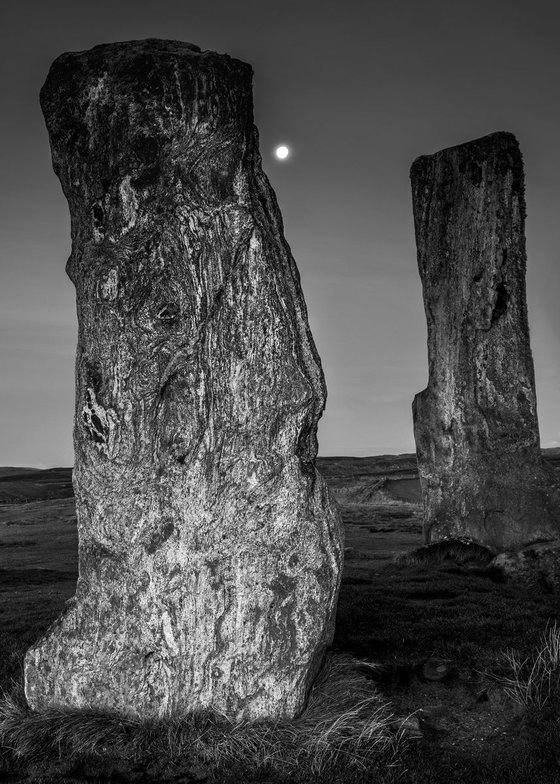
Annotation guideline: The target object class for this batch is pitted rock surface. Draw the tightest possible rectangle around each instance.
[24,39,343,721]
[411,132,560,550]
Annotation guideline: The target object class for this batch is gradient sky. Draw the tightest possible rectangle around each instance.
[2,0,560,466]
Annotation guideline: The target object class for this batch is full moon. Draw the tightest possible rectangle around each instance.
[274,145,290,160]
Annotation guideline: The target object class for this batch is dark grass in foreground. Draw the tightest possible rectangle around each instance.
[492,621,560,711]
[398,624,560,784]
[1,558,560,781]
[0,654,405,783]
[336,557,560,672]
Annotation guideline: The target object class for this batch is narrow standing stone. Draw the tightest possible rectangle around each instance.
[25,39,343,721]
[411,131,560,551]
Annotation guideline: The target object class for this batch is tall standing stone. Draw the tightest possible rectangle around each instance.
[411,131,560,551]
[25,40,343,721]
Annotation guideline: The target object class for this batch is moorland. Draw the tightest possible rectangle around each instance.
[1,452,560,782]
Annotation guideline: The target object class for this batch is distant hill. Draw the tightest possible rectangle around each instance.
[317,454,421,505]
[0,467,43,478]
[1,449,558,505]
[316,453,418,479]
[0,467,73,504]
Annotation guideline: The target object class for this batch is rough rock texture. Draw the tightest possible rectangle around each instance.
[411,132,560,550]
[25,39,343,721]
[492,541,560,593]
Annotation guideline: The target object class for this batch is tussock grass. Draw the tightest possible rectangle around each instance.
[494,622,560,710]
[394,538,495,568]
[0,654,404,779]
[0,687,137,764]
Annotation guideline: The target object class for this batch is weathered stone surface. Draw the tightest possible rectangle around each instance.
[492,541,560,592]
[24,39,343,721]
[411,132,560,550]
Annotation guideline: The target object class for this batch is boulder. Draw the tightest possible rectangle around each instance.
[492,541,560,592]
[420,657,453,682]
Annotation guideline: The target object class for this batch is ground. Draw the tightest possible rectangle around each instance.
[0,454,559,782]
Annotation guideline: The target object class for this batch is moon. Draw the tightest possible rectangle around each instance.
[274,145,290,160]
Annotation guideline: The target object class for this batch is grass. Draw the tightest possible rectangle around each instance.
[492,621,560,710]
[1,543,560,781]
[334,559,559,672]
[0,654,405,783]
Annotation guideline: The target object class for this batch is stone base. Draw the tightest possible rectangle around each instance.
[6,654,397,775]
